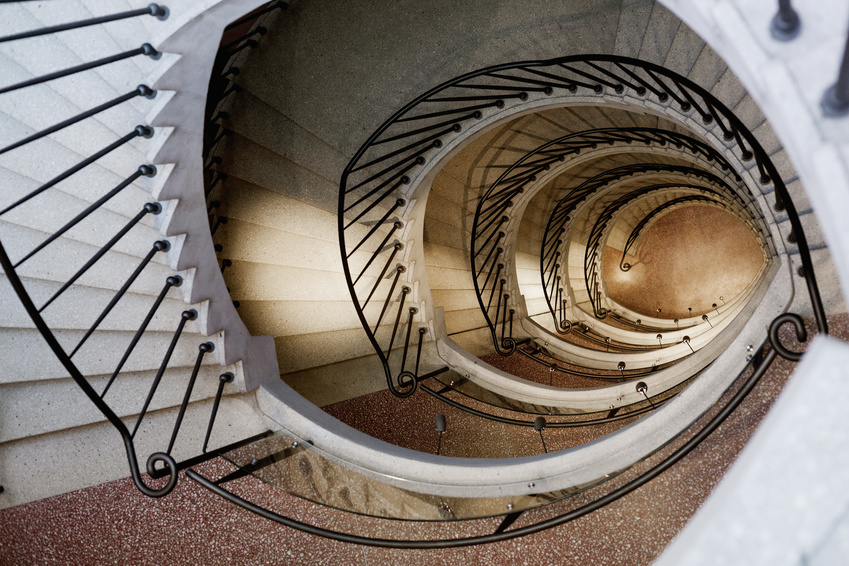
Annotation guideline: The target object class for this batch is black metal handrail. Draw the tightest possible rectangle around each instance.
[420,383,665,429]
[517,341,678,379]
[339,52,827,401]
[0,3,264,499]
[471,127,745,354]
[538,162,752,327]
[187,313,809,547]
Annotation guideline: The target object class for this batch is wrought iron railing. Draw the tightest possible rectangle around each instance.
[538,162,752,324]
[0,2,278,499]
[338,51,827,392]
[187,313,813,547]
[1,1,837,551]
[472,127,746,354]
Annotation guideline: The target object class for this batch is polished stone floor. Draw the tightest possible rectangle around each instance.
[603,206,765,319]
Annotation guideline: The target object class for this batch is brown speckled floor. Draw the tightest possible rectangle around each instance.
[0,315,843,566]
[603,206,764,319]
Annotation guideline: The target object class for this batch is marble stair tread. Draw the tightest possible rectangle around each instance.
[0,273,190,332]
[0,326,213,384]
[0,363,238,443]
[0,393,268,508]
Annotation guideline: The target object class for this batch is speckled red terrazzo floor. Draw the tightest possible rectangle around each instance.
[0,315,843,566]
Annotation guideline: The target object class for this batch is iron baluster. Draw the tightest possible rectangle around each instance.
[822,24,849,117]
[374,113,478,145]
[400,307,418,374]
[346,198,404,254]
[0,125,153,216]
[0,85,156,156]
[132,309,198,438]
[68,204,167,356]
[0,4,168,43]
[0,45,160,95]
[361,244,403,308]
[385,286,411,357]
[351,129,452,173]
[222,27,267,52]
[166,342,216,454]
[395,101,504,123]
[100,274,183,398]
[14,166,156,268]
[771,0,801,41]
[374,266,405,331]
[203,373,235,453]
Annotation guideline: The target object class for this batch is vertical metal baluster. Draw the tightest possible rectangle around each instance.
[823,25,849,117]
[400,307,418,373]
[132,309,197,437]
[414,328,427,378]
[203,372,234,453]
[771,0,801,41]
[167,342,215,454]
[385,287,411,357]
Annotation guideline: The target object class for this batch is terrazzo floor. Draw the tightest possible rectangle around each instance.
[0,315,842,566]
[603,206,764,320]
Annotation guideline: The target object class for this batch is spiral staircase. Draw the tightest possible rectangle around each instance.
[2,0,849,563]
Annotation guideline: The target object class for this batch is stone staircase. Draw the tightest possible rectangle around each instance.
[1,1,847,561]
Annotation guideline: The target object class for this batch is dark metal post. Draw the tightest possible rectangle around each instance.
[534,417,548,453]
[771,0,801,41]
[822,27,849,117]
[203,372,234,453]
[435,414,446,455]
[636,381,655,408]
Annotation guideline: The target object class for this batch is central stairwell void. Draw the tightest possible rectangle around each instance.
[2,0,848,559]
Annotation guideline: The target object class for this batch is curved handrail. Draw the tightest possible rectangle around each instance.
[0,1,284,499]
[187,313,810,547]
[471,128,745,354]
[338,55,827,379]
[619,195,719,271]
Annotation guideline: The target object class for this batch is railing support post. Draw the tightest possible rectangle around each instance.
[822,28,849,117]
[770,0,801,41]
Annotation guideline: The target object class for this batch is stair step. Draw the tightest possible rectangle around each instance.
[686,43,728,91]
[614,0,656,58]
[0,394,267,508]
[0,326,213,384]
[0,364,235,444]
[220,176,392,249]
[0,273,188,332]
[637,3,683,65]
[214,133,339,216]
[0,164,158,227]
[664,24,706,78]
[220,88,349,182]
[0,221,174,294]
[235,298,419,337]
